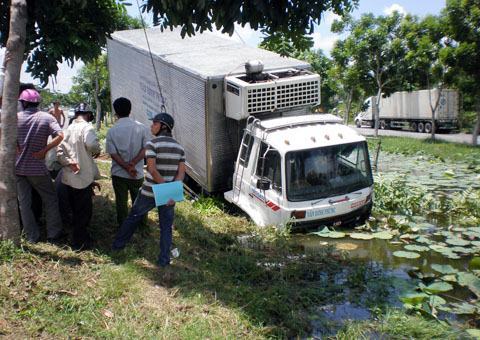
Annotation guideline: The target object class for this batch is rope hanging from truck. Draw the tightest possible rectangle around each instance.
[135,0,167,113]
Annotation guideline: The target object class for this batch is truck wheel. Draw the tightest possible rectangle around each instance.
[425,122,433,134]
[411,122,417,131]
[380,120,387,129]
[356,119,361,128]
[417,122,425,133]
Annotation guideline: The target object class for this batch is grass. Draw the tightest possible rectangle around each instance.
[0,137,476,338]
[367,136,480,163]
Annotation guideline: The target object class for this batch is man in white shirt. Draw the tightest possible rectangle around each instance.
[106,97,150,227]
[58,103,100,250]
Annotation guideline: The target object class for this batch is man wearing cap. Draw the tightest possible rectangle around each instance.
[106,97,150,227]
[57,103,101,250]
[112,112,185,268]
[16,89,65,243]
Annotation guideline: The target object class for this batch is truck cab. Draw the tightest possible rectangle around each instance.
[355,97,374,128]
[225,114,374,229]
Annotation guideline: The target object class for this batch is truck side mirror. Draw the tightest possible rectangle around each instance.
[257,178,271,190]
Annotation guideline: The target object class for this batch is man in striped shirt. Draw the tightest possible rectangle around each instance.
[112,113,185,268]
[16,89,64,243]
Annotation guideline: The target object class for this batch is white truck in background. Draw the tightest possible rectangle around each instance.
[355,89,459,133]
[107,28,374,229]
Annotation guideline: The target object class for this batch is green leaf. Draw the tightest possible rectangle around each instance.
[404,245,430,252]
[443,169,455,177]
[310,228,346,239]
[400,292,429,305]
[457,272,480,297]
[450,246,475,254]
[466,329,480,338]
[372,231,394,240]
[441,274,457,283]
[422,282,453,294]
[431,264,458,274]
[416,236,433,244]
[469,257,480,270]
[393,251,421,259]
[448,302,477,315]
[429,295,447,308]
[445,237,470,246]
[349,232,374,240]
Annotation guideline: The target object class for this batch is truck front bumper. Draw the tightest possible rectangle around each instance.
[290,201,372,232]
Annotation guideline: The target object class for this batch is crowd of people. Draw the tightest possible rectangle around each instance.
[4,82,185,268]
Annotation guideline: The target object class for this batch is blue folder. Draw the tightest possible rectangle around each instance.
[152,181,184,206]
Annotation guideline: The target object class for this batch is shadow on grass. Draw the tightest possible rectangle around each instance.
[22,188,393,337]
[84,194,392,337]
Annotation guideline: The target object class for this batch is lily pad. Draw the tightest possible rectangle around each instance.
[404,245,430,252]
[310,227,346,239]
[372,231,394,240]
[469,257,480,270]
[349,233,374,240]
[457,272,480,297]
[393,251,421,259]
[429,295,447,308]
[415,236,433,244]
[422,282,453,294]
[448,302,477,315]
[411,222,436,232]
[450,246,475,254]
[429,244,449,253]
[400,233,417,240]
[445,237,470,246]
[443,169,455,177]
[461,230,480,239]
[400,292,429,305]
[466,329,480,338]
[441,275,457,283]
[431,264,458,275]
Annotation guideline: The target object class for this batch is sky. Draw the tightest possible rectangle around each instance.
[0,1,446,93]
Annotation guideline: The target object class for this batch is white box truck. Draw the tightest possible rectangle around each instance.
[354,89,459,133]
[107,28,374,229]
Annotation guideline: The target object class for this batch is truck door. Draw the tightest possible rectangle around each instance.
[249,142,284,226]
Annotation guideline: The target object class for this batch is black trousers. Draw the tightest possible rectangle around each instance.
[67,185,93,249]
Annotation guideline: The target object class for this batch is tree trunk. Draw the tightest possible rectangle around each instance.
[94,59,102,131]
[374,87,382,137]
[344,88,353,125]
[473,97,480,146]
[0,0,28,243]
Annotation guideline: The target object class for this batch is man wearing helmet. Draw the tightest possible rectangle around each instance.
[112,112,185,269]
[57,103,101,250]
[16,89,65,243]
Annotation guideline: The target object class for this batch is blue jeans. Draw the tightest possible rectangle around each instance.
[112,194,174,267]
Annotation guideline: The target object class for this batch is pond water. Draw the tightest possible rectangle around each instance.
[292,152,480,336]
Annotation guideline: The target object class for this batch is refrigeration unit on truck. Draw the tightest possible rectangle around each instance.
[107,28,374,229]
[354,89,459,133]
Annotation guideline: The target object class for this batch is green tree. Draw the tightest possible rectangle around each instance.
[0,0,129,242]
[260,33,336,112]
[329,39,367,125]
[332,12,409,136]
[68,54,110,127]
[442,0,480,145]
[143,0,358,50]
[401,14,450,139]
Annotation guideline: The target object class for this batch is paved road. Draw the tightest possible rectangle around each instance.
[351,126,479,146]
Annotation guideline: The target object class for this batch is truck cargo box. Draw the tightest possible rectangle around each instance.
[107,28,313,192]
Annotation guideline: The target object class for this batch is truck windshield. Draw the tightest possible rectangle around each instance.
[286,142,373,202]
